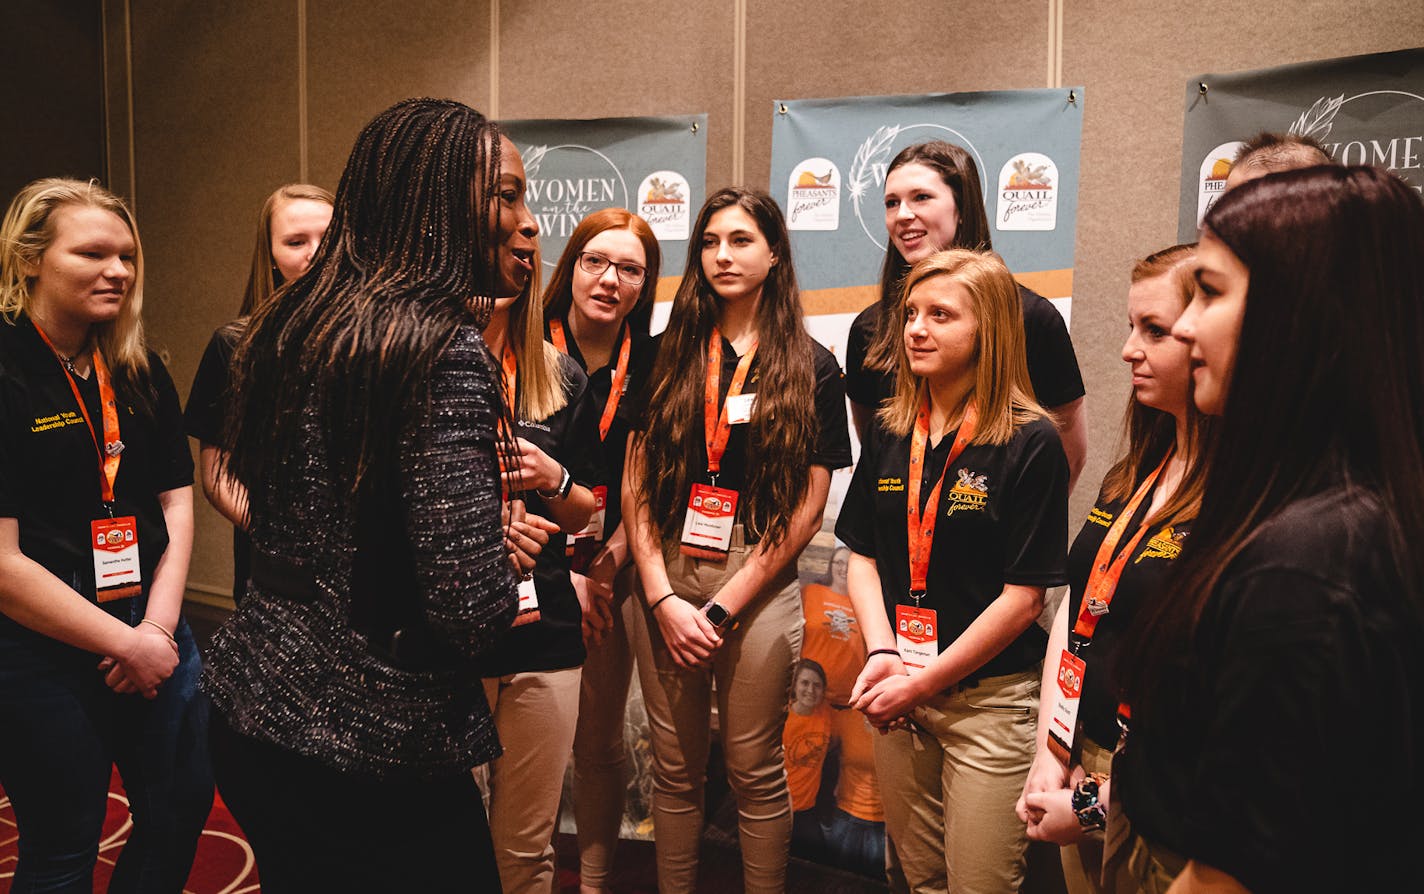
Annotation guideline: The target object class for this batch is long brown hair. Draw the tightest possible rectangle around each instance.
[0,177,153,410]
[878,250,1044,444]
[864,141,991,376]
[542,208,661,337]
[636,187,817,547]
[1099,244,1213,528]
[239,183,335,316]
[1121,166,1424,711]
[227,99,511,496]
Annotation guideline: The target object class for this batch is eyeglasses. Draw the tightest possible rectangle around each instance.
[578,252,646,286]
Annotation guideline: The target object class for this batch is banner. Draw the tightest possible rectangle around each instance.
[766,87,1084,880]
[1179,47,1424,241]
[769,87,1085,359]
[500,114,708,293]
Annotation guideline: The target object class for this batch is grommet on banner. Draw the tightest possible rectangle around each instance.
[1199,82,1209,96]
[691,122,699,134]
[1067,89,1076,105]
[778,103,788,115]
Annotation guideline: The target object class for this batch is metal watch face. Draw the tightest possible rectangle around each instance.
[705,603,731,626]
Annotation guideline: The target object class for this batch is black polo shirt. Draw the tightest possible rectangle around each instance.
[647,336,852,519]
[836,413,1068,679]
[184,320,252,603]
[479,350,603,676]
[845,285,1086,412]
[544,317,658,541]
[1064,479,1192,748]
[0,314,193,629]
[1115,487,1423,894]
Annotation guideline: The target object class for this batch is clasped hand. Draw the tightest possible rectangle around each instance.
[850,652,924,729]
[654,597,722,669]
[97,625,178,699]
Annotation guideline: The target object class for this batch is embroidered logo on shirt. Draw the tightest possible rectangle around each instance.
[30,411,84,433]
[946,469,989,516]
[1136,525,1187,563]
[1086,507,1114,528]
[877,476,905,493]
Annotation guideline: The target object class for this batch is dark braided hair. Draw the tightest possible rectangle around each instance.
[226,98,512,501]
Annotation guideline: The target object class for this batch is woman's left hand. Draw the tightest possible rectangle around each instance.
[500,437,563,494]
[853,671,927,728]
[1023,786,1086,845]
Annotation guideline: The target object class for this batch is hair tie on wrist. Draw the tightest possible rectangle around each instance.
[867,648,901,660]
[139,618,177,645]
[648,592,676,613]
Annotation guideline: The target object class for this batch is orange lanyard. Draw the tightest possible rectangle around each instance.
[33,324,122,505]
[549,318,630,442]
[500,344,518,418]
[1071,450,1173,643]
[703,329,757,478]
[906,396,977,597]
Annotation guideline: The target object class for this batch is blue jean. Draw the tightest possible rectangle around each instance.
[819,806,886,879]
[0,604,213,894]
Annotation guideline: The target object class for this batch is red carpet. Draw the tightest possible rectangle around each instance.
[0,768,259,893]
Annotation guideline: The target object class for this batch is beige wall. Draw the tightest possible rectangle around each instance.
[98,0,1424,604]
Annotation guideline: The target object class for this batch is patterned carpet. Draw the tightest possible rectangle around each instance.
[0,768,259,894]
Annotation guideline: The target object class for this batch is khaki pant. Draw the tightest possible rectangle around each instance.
[628,529,803,894]
[1061,738,1137,894]
[480,666,583,894]
[872,669,1040,894]
[572,565,638,888]
[1125,836,1184,894]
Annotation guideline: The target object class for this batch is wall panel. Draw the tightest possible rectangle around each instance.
[128,0,301,598]
[497,0,736,191]
[745,0,1052,188]
[306,0,493,192]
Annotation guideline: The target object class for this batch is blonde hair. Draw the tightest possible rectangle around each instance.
[239,183,335,316]
[508,247,568,421]
[878,249,1046,444]
[0,177,150,385]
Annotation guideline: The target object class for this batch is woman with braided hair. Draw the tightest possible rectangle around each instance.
[202,98,531,891]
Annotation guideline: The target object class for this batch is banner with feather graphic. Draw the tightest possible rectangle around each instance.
[500,114,707,296]
[769,89,1083,382]
[1179,47,1424,241]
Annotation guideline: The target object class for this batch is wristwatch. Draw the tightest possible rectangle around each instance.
[537,464,573,501]
[702,601,734,629]
[1071,773,1109,832]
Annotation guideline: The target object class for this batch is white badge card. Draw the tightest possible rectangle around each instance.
[512,576,541,627]
[577,485,607,543]
[1048,649,1086,761]
[724,393,756,425]
[894,604,939,673]
[91,516,141,603]
[680,483,739,560]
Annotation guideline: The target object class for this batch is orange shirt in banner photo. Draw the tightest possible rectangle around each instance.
[783,700,832,813]
[800,581,865,706]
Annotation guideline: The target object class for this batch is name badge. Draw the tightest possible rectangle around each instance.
[680,483,739,560]
[894,603,938,673]
[724,393,756,425]
[91,516,141,603]
[1047,648,1087,761]
[567,485,607,573]
[512,576,541,627]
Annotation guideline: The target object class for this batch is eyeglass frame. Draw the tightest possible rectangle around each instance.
[577,251,647,286]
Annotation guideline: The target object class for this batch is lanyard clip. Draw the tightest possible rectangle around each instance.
[909,588,925,606]
[103,501,116,519]
[709,473,719,488]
